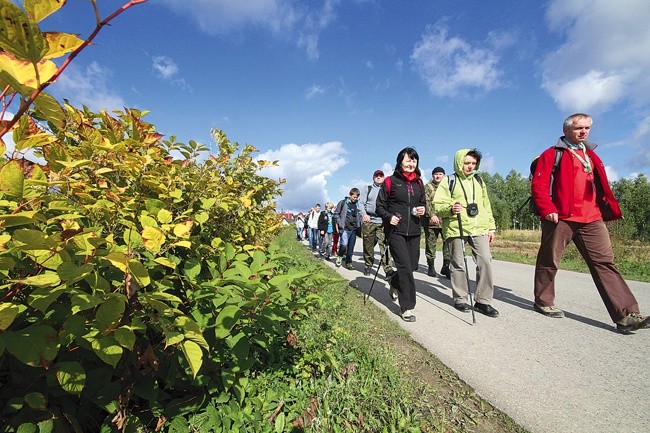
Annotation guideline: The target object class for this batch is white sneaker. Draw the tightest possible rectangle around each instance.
[400,309,416,322]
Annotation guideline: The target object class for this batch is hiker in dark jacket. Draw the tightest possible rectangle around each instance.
[376,147,425,322]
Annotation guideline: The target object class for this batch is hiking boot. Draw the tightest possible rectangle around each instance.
[363,266,371,276]
[474,303,499,318]
[389,287,398,301]
[616,312,650,334]
[427,260,437,277]
[384,269,395,281]
[344,263,354,270]
[440,261,450,279]
[534,304,565,318]
[454,303,471,313]
[400,309,416,322]
[335,256,343,267]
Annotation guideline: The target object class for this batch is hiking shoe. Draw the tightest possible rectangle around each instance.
[400,309,416,322]
[384,269,396,281]
[474,303,499,318]
[345,263,354,270]
[427,267,437,277]
[363,266,371,276]
[440,264,450,279]
[453,303,471,313]
[534,304,565,318]
[335,256,343,267]
[389,287,398,301]
[616,312,650,334]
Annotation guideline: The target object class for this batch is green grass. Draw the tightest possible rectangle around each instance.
[256,228,529,433]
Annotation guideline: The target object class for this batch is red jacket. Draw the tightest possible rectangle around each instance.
[531,138,622,221]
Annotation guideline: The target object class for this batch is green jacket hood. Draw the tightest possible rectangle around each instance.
[454,148,480,179]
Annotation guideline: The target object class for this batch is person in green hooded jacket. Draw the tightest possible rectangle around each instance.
[433,148,499,317]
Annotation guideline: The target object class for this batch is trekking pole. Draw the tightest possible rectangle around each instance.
[457,212,477,324]
[365,236,391,305]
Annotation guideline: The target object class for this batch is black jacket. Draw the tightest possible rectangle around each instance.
[376,170,425,237]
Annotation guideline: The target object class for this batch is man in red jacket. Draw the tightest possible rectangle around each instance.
[531,113,649,334]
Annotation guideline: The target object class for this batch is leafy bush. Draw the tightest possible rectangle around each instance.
[0,2,330,431]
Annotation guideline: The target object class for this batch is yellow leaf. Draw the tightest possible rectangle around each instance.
[43,31,83,59]
[141,226,165,253]
[104,251,128,273]
[172,240,191,248]
[173,221,192,237]
[0,160,24,199]
[0,52,57,89]
[24,0,67,23]
[0,1,48,61]
[180,340,203,378]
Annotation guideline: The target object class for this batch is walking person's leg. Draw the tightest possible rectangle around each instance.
[345,230,358,269]
[573,220,640,322]
[362,222,375,273]
[448,237,469,306]
[469,234,494,305]
[534,220,574,306]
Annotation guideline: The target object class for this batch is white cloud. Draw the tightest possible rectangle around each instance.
[541,0,650,113]
[159,0,338,60]
[410,23,503,97]
[52,62,125,111]
[605,166,618,182]
[151,55,192,91]
[305,84,325,100]
[152,55,179,79]
[257,141,348,211]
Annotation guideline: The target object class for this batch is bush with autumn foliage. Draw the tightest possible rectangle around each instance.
[0,1,329,431]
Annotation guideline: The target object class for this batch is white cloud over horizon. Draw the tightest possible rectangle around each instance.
[53,62,125,112]
[257,141,348,211]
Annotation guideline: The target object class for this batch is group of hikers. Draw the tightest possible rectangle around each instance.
[294,113,649,334]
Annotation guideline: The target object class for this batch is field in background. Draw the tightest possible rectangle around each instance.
[492,230,650,283]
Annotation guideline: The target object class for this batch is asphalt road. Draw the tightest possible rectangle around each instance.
[320,240,650,433]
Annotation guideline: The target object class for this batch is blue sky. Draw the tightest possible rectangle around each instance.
[24,0,650,212]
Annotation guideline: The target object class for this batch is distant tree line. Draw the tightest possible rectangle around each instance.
[480,171,650,242]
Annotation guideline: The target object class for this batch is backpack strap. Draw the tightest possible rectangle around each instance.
[384,176,392,195]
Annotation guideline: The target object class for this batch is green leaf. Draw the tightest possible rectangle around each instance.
[33,91,65,130]
[55,361,85,395]
[0,302,25,331]
[21,271,61,287]
[3,324,59,367]
[0,211,41,227]
[26,285,65,311]
[214,305,241,339]
[94,297,125,330]
[128,260,150,287]
[164,331,184,347]
[180,340,202,378]
[114,327,135,350]
[183,258,201,280]
[24,392,46,409]
[91,336,123,367]
[57,262,93,284]
[0,160,24,198]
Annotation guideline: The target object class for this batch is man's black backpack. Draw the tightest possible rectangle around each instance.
[517,148,563,216]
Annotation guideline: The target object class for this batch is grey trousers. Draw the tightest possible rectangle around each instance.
[447,234,494,305]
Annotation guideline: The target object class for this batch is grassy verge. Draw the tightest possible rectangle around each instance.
[263,228,528,433]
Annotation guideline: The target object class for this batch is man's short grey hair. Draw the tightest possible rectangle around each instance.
[563,113,592,131]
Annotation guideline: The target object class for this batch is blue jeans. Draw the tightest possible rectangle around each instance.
[310,228,321,250]
[337,229,357,264]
